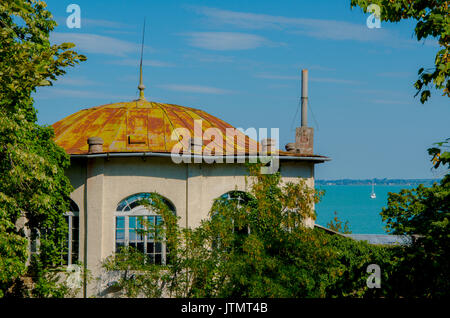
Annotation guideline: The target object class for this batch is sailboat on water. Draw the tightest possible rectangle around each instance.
[370,181,376,199]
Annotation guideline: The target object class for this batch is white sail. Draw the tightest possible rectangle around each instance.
[370,181,376,199]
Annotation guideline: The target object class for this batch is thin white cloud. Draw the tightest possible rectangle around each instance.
[372,99,410,105]
[182,32,276,51]
[115,74,140,83]
[192,6,409,46]
[352,88,407,100]
[255,73,298,80]
[54,76,99,86]
[82,18,130,29]
[278,64,337,73]
[102,30,138,35]
[267,83,292,89]
[109,58,175,67]
[310,77,361,84]
[377,72,411,78]
[51,32,144,57]
[191,6,296,30]
[55,17,129,29]
[290,22,391,43]
[314,65,336,71]
[158,84,233,94]
[255,73,359,84]
[183,52,235,63]
[36,87,133,100]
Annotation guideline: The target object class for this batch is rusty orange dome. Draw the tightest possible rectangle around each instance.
[52,100,261,155]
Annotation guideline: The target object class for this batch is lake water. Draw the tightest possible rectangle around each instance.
[315,185,416,234]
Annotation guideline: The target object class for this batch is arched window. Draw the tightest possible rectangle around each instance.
[115,193,175,265]
[213,191,253,235]
[62,199,79,265]
[219,191,252,209]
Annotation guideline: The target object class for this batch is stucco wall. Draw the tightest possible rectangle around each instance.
[66,156,316,296]
[66,159,86,267]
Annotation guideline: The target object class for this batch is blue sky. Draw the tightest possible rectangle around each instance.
[34,0,449,180]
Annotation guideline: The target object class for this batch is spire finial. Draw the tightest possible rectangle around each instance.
[138,18,147,101]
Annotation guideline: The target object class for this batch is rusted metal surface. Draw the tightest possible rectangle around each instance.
[52,100,257,155]
[52,100,327,158]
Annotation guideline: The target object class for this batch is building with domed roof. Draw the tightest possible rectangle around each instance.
[52,68,330,296]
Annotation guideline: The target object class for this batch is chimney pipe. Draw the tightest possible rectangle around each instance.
[87,137,104,154]
[292,69,314,155]
[301,69,308,127]
[261,138,275,153]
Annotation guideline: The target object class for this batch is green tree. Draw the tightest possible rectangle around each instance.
[0,0,85,297]
[428,137,450,172]
[103,164,395,298]
[352,0,449,297]
[381,175,449,297]
[351,0,449,103]
[326,211,352,234]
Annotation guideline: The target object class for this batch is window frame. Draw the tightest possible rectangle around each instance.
[62,211,79,265]
[30,199,80,267]
[217,191,252,235]
[115,193,175,265]
[62,200,80,266]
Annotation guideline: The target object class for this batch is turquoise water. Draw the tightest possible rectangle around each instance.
[315,185,415,234]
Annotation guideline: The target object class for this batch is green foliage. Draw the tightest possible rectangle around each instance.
[381,174,450,297]
[0,200,28,298]
[428,137,450,170]
[104,164,395,298]
[103,247,167,298]
[28,262,88,298]
[351,0,449,103]
[0,0,85,297]
[321,232,400,298]
[326,211,352,234]
[350,2,449,296]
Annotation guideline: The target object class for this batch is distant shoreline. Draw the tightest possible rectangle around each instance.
[316,178,441,186]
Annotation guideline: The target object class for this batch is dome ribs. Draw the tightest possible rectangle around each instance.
[102,108,127,152]
[146,106,166,152]
[70,108,119,153]
[52,100,262,156]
